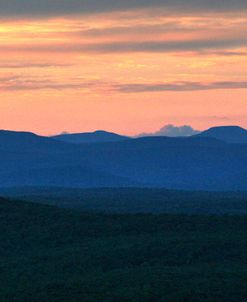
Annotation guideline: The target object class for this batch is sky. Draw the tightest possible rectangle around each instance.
[0,0,247,135]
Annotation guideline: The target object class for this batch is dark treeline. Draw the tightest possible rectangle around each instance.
[1,197,247,301]
[2,187,247,215]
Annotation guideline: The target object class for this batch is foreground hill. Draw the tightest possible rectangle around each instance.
[195,126,247,143]
[1,129,247,190]
[52,130,130,144]
[1,197,247,302]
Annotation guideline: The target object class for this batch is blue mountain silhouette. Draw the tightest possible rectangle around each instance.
[52,130,129,144]
[195,126,247,143]
[1,126,247,190]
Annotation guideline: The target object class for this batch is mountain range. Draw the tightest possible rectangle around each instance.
[1,126,247,190]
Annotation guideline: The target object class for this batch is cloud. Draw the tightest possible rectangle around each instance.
[114,81,247,93]
[0,75,20,82]
[82,38,247,54]
[0,0,247,18]
[1,77,247,93]
[1,37,246,55]
[138,124,200,137]
[209,116,232,121]
[206,51,247,57]
[75,22,199,38]
[0,76,84,91]
[0,62,72,69]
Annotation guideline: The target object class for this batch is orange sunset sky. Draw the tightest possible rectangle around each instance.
[0,1,247,135]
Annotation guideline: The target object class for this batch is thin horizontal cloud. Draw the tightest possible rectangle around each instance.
[205,50,247,56]
[210,116,233,121]
[67,18,247,40]
[1,38,247,55]
[114,81,247,93]
[0,77,83,91]
[0,62,73,69]
[75,22,199,37]
[0,0,247,18]
[0,76,114,92]
[0,75,20,81]
[1,77,247,93]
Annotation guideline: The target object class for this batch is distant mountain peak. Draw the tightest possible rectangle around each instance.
[0,129,40,139]
[196,125,247,143]
[0,129,76,153]
[205,125,245,131]
[0,129,36,134]
[52,130,130,144]
[93,130,109,133]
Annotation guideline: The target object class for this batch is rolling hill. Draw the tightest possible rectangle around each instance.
[195,126,247,143]
[0,130,76,152]
[52,130,130,144]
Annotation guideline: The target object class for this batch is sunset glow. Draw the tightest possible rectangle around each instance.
[0,4,247,135]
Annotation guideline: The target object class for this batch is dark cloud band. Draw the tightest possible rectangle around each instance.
[0,0,247,18]
[114,81,247,93]
[1,38,246,54]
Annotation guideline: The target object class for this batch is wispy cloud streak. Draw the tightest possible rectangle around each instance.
[1,77,247,92]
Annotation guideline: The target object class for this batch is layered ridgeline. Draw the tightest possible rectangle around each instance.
[1,126,247,190]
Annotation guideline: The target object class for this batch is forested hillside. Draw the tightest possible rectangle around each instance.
[1,197,247,301]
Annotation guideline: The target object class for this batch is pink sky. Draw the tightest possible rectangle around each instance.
[0,9,247,135]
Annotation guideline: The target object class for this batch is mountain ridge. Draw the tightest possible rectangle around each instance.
[1,126,247,190]
[195,125,247,143]
[52,130,130,144]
